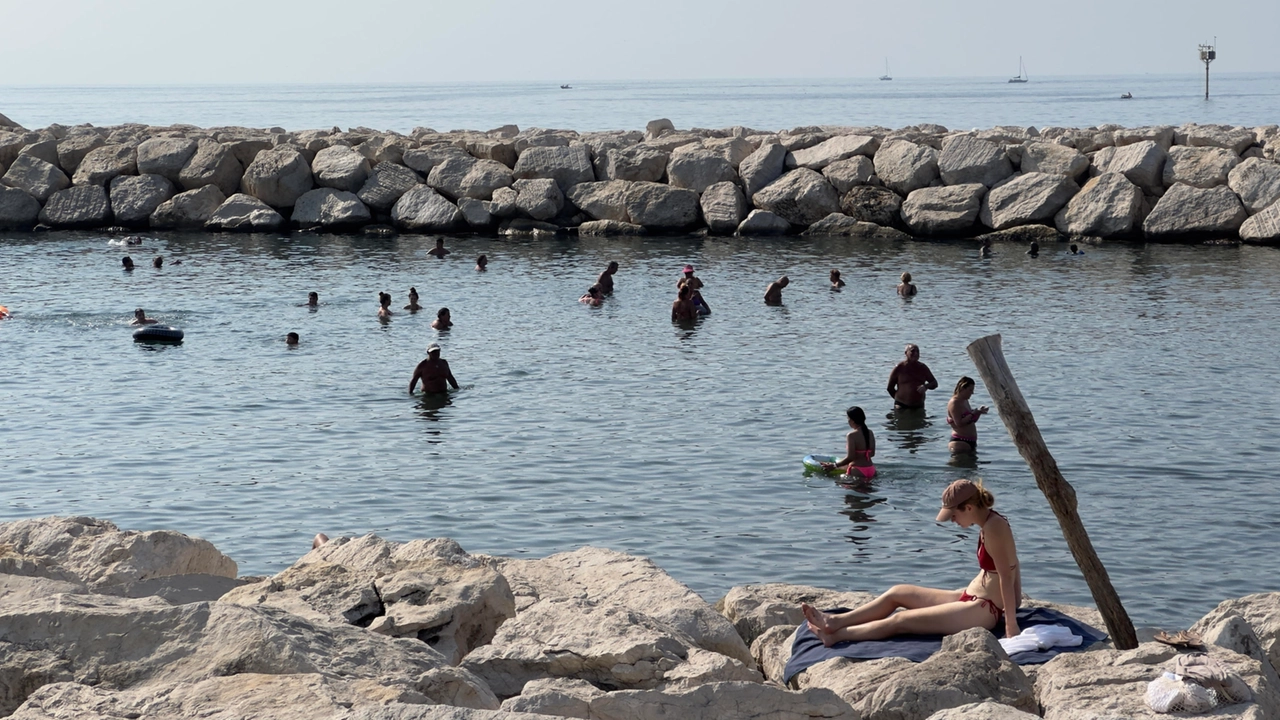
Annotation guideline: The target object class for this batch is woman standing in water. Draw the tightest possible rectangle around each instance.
[897,272,917,297]
[802,478,1021,643]
[946,376,988,454]
[821,406,876,479]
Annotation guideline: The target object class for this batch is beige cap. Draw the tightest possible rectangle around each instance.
[936,479,978,522]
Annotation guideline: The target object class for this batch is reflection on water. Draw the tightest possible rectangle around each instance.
[839,487,886,557]
[884,408,933,455]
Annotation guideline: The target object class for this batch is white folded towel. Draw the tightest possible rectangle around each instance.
[998,624,1083,654]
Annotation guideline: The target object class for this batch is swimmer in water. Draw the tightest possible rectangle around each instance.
[286,332,299,346]
[404,287,422,312]
[431,307,452,330]
[678,264,703,292]
[476,254,488,271]
[597,261,619,295]
[0,305,10,320]
[820,406,876,479]
[130,308,157,326]
[579,286,603,307]
[306,291,319,308]
[671,285,698,321]
[122,256,135,271]
[1027,241,1040,258]
[979,238,993,258]
[897,272,917,297]
[764,275,789,305]
[946,376,989,455]
[427,238,450,258]
[410,343,459,394]
[1068,243,1084,255]
[152,256,163,268]
[377,292,393,319]
[830,269,846,289]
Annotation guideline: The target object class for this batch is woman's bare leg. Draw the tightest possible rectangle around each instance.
[811,600,996,646]
[802,585,961,634]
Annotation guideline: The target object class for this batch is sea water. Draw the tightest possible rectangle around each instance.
[2,230,1278,629]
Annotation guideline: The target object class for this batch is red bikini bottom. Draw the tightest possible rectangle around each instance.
[958,591,1002,623]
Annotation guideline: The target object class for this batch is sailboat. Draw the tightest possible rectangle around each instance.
[879,58,892,81]
[1008,57,1028,84]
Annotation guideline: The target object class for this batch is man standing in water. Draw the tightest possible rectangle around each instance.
[764,275,789,305]
[886,344,938,411]
[428,238,450,258]
[597,261,619,294]
[410,343,459,394]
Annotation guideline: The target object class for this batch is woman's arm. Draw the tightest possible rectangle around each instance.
[986,518,1021,636]
[824,432,856,469]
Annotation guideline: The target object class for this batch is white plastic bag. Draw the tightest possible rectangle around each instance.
[1145,672,1216,713]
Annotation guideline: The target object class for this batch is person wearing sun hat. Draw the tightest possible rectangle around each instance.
[677,265,710,315]
[801,478,1021,645]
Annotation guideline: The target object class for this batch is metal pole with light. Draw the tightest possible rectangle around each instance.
[1199,39,1217,100]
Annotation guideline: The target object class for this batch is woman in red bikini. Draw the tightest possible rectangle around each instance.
[820,406,876,479]
[801,478,1020,644]
[946,376,988,455]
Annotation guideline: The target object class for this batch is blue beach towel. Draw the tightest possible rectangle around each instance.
[784,606,1108,684]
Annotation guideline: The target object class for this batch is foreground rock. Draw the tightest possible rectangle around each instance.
[902,184,985,236]
[875,140,940,194]
[2,155,70,202]
[939,135,1014,187]
[1192,592,1280,672]
[1142,183,1246,238]
[980,172,1078,230]
[1228,158,1280,214]
[700,181,747,233]
[71,144,136,187]
[392,186,462,231]
[624,182,699,229]
[736,209,791,235]
[802,213,912,240]
[108,174,175,225]
[37,186,111,228]
[206,193,286,232]
[1054,173,1143,237]
[512,144,594,191]
[716,583,878,647]
[179,139,243,196]
[136,138,198,184]
[0,186,41,229]
[240,146,314,207]
[753,168,840,226]
[291,188,372,229]
[150,186,227,229]
[502,679,856,720]
[1239,202,1280,243]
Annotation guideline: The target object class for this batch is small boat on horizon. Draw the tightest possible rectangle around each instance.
[879,58,892,81]
[1008,57,1028,84]
[1120,92,1133,99]
[560,84,572,89]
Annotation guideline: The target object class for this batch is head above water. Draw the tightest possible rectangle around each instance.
[936,478,995,522]
[953,376,976,396]
[477,254,488,265]
[846,406,866,426]
[830,269,841,280]
[435,238,445,247]
[379,292,391,307]
[437,307,450,318]
[682,265,695,275]
[426,343,441,356]
[901,272,912,283]
[409,287,418,298]
[134,308,146,319]
[904,343,920,361]
[778,275,789,287]
[308,291,318,305]
[1070,244,1079,253]
[286,332,299,345]
[607,261,618,271]
[122,256,134,269]
[152,256,163,268]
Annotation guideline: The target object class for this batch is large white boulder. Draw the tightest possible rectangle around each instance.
[822,156,875,194]
[1227,158,1280,214]
[240,146,314,207]
[150,185,227,229]
[290,188,372,228]
[841,185,903,227]
[55,133,106,176]
[429,156,513,201]
[565,180,631,222]
[2,154,70,202]
[875,139,940,194]
[403,144,471,176]
[357,162,421,211]
[1019,142,1089,179]
[1175,123,1257,154]
[205,193,286,232]
[1091,140,1166,193]
[736,209,791,235]
[391,185,462,231]
[512,178,564,220]
[739,142,788,197]
[71,144,136,186]
[18,140,61,168]
[623,182,700,229]
[700,180,747,234]
[716,583,878,647]
[108,174,175,225]
[578,219,646,236]
[1142,183,1246,238]
[37,186,111,228]
[752,168,840,226]
[1054,173,1143,237]
[136,137,198,184]
[512,144,595,191]
[788,134,879,170]
[1192,592,1280,671]
[980,172,1079,230]
[666,147,737,193]
[901,183,985,236]
[0,186,41,229]
[1162,145,1240,188]
[598,144,668,182]
[311,145,372,192]
[178,139,243,196]
[939,135,1014,187]
[702,136,756,168]
[1239,201,1280,243]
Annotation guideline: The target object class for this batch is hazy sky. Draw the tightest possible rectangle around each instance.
[1,0,1276,84]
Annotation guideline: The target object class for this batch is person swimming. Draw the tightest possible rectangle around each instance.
[428,238,450,258]
[431,307,452,330]
[764,275,789,305]
[122,256,134,271]
[476,254,488,271]
[306,291,319,308]
[897,272,917,297]
[130,308,157,326]
[286,332,299,345]
[671,284,698,321]
[152,256,163,268]
[830,269,846,289]
[377,292,393,319]
[946,376,989,454]
[405,287,422,312]
[597,261,619,294]
[820,406,876,479]
[579,286,603,307]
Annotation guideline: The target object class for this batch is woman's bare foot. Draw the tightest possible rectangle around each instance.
[806,621,841,647]
[801,602,836,634]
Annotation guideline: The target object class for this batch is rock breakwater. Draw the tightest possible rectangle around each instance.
[2,112,1279,244]
[2,515,1279,719]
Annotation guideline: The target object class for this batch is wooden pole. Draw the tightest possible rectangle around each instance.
[966,334,1138,650]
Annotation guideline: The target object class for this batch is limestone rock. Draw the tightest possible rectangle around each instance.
[802,213,912,240]
[599,144,668,182]
[356,135,408,166]
[1091,140,1166,193]
[1240,201,1280,243]
[645,118,675,141]
[403,145,471,177]
[358,162,422,211]
[1054,173,1143,237]
[136,137,198,184]
[666,147,737,193]
[875,140,940,194]
[458,197,493,227]
[822,156,875,194]
[641,132,702,153]
[224,137,273,167]
[511,144,595,192]
[241,146,314,207]
[498,219,563,238]
[980,172,1079,230]
[1176,123,1257,154]
[311,145,372,192]
[566,180,631,222]
[1019,142,1089,179]
[108,174,175,225]
[2,154,70,202]
[1142,183,1246,238]
[841,185,903,227]
[429,156,513,201]
[588,682,858,720]
[150,185,227,229]
[485,187,518,218]
[491,546,751,665]
[752,168,840,226]
[391,186,462,231]
[18,140,60,168]
[901,183,985,236]
[737,209,791,235]
[37,186,111,228]
[788,134,879,170]
[291,188,372,228]
[717,584,879,647]
[1114,125,1176,149]
[924,701,1040,719]
[577,219,646,236]
[1163,145,1240,188]
[1192,593,1280,672]
[623,182,700,229]
[739,142,788,197]
[55,133,106,176]
[1034,641,1280,720]
[179,139,244,196]
[500,677,600,718]
[0,132,26,174]
[512,178,564,221]
[466,138,518,168]
[206,193,286,232]
[0,186,41,229]
[1227,158,1280,214]
[72,144,136,186]
[939,135,1014,187]
[702,136,755,168]
[975,224,1065,245]
[656,648,762,690]
[700,180,747,234]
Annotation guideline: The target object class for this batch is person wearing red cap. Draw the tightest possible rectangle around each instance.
[801,478,1020,644]
[677,265,710,316]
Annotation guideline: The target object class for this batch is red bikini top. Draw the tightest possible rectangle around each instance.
[976,510,1006,572]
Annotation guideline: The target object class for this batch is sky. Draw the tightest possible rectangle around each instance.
[0,0,1276,85]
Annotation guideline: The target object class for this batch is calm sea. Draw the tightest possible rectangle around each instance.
[2,230,1278,630]
[2,74,1279,133]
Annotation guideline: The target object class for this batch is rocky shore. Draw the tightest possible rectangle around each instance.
[2,113,1279,244]
[0,516,1277,719]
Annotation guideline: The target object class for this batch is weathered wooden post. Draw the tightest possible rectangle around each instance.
[966,334,1138,649]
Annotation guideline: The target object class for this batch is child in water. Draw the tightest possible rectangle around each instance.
[830,269,846,289]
